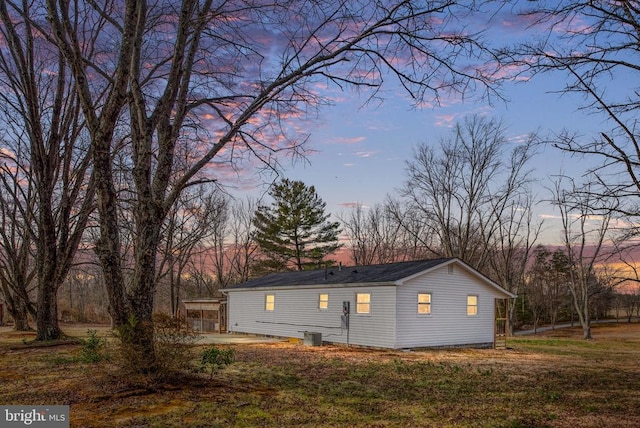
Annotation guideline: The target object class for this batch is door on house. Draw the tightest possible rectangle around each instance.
[494,298,508,349]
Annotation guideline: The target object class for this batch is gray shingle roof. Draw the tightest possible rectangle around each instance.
[225,258,455,290]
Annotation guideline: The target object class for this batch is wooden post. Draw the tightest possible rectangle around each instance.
[494,298,508,349]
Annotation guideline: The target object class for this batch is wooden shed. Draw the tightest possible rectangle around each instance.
[222,258,514,349]
[182,298,227,333]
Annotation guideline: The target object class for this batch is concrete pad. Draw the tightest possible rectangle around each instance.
[195,333,287,345]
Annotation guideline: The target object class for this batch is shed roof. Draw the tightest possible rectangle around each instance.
[182,298,226,311]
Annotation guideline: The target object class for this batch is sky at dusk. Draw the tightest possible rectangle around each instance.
[212,2,628,246]
[282,75,599,245]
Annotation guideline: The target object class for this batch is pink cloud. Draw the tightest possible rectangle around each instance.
[483,62,532,82]
[508,133,535,144]
[434,114,457,128]
[332,136,366,145]
[339,202,368,209]
[539,214,562,220]
[434,106,492,128]
[498,7,592,38]
[414,100,436,109]
[499,12,548,32]
[0,147,15,157]
[355,151,376,158]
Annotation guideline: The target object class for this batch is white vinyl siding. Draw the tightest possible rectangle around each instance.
[227,286,396,348]
[395,265,503,348]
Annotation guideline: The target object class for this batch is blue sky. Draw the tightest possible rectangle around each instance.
[284,74,602,243]
[215,2,624,246]
[220,71,605,245]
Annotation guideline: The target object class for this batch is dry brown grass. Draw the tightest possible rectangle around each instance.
[0,322,639,427]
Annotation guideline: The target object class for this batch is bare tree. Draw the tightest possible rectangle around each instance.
[524,245,574,331]
[621,287,640,323]
[40,0,498,370]
[157,187,227,316]
[0,150,36,330]
[503,2,640,231]
[226,198,261,284]
[486,191,541,334]
[385,197,439,262]
[0,2,95,340]
[396,115,536,272]
[603,243,640,322]
[59,262,110,323]
[522,249,547,334]
[341,203,390,265]
[182,196,260,299]
[551,177,616,339]
[206,197,260,288]
[590,269,616,321]
[340,202,423,265]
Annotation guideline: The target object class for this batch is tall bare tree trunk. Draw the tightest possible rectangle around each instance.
[35,287,59,340]
[94,147,129,328]
[44,0,499,374]
[35,194,62,340]
[553,178,612,341]
[12,305,31,331]
[5,294,32,331]
[129,204,164,366]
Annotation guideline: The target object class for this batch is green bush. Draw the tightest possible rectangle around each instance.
[113,315,156,374]
[153,313,200,375]
[201,345,235,378]
[113,313,200,379]
[80,329,107,363]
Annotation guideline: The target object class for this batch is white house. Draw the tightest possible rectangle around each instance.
[222,258,515,349]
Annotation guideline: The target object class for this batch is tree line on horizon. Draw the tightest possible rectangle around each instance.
[0,1,639,376]
[2,120,639,339]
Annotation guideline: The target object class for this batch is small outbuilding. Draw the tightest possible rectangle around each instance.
[181,298,227,333]
[223,258,514,349]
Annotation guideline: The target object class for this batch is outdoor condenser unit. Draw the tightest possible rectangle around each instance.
[303,331,322,346]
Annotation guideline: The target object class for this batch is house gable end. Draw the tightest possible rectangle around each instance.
[395,258,515,299]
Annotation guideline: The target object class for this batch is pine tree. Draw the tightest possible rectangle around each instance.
[253,179,341,271]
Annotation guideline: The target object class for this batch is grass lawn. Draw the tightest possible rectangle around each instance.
[0,323,639,427]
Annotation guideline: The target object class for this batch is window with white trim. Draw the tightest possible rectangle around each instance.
[356,292,370,314]
[318,293,329,310]
[265,294,275,312]
[418,293,432,315]
[467,295,478,316]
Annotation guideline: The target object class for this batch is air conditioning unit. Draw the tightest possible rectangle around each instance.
[303,331,322,346]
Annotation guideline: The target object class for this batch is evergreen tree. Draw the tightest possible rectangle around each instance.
[253,179,341,271]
